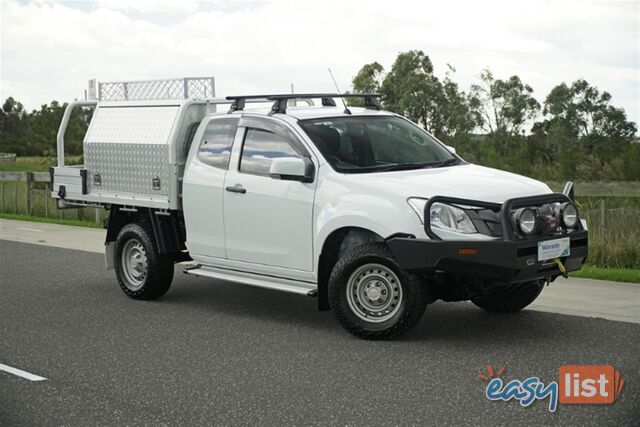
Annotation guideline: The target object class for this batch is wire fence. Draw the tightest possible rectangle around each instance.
[580,205,640,269]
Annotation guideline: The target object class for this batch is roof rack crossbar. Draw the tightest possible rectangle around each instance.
[225,93,382,115]
[226,94,295,114]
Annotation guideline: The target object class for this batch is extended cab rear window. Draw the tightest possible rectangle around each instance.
[198,117,239,170]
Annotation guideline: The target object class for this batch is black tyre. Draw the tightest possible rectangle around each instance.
[114,221,174,300]
[328,242,428,340]
[470,280,544,313]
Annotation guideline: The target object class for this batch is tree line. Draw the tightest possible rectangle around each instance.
[1,51,638,181]
[0,97,91,158]
[350,50,639,181]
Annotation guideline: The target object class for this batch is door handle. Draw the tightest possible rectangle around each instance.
[225,184,246,194]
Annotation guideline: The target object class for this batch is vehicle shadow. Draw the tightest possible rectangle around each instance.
[157,267,595,345]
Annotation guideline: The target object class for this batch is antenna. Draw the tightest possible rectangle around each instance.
[328,68,351,115]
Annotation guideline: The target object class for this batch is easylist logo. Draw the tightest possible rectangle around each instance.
[480,364,624,412]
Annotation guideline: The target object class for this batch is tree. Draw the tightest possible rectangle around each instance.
[469,70,540,142]
[379,50,444,133]
[0,97,31,156]
[352,61,384,94]
[436,65,478,138]
[28,101,67,156]
[534,79,638,168]
[538,79,637,141]
[365,51,476,141]
[349,62,385,107]
[0,97,91,157]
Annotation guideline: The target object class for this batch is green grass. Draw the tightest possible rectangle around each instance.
[0,155,83,172]
[0,212,103,228]
[571,265,640,284]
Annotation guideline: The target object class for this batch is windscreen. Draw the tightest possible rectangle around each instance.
[299,116,459,173]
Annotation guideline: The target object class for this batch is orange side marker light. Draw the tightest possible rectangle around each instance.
[458,248,478,255]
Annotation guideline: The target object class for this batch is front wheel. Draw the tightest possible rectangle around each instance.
[328,243,428,340]
[470,280,544,313]
[114,222,174,300]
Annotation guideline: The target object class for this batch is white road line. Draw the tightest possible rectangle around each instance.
[0,363,47,381]
[17,227,43,232]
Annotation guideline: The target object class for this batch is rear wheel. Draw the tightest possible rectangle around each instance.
[115,222,174,300]
[470,280,544,313]
[328,243,428,340]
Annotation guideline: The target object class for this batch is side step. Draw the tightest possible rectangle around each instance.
[184,265,316,296]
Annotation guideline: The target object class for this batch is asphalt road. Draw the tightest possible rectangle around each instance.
[1,241,639,425]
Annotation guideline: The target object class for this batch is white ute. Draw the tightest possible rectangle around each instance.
[53,78,588,339]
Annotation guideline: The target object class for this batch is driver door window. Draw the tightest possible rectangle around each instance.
[239,128,303,175]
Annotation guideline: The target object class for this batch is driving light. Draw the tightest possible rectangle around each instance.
[407,198,428,224]
[430,203,477,234]
[513,208,537,236]
[558,202,579,229]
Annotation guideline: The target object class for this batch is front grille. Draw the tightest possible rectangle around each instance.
[466,203,577,240]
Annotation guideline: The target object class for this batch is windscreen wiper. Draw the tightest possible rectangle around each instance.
[375,158,461,171]
[429,157,461,168]
[374,162,436,171]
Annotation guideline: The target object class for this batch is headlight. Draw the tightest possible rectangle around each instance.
[407,198,428,223]
[557,202,579,229]
[429,202,477,234]
[513,208,537,236]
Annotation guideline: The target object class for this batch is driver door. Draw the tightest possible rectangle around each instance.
[223,116,316,272]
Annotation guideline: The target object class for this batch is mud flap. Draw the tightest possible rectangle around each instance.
[105,242,115,270]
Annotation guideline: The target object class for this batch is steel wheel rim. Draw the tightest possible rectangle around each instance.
[346,263,403,323]
[121,238,148,291]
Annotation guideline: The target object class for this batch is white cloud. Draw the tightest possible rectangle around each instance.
[96,0,199,15]
[1,0,638,126]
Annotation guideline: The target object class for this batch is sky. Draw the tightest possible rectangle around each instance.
[1,0,639,126]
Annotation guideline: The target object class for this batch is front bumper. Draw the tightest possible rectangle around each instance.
[388,230,588,284]
[388,192,589,284]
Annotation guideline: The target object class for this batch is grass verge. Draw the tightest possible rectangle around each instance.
[571,265,640,284]
[0,212,103,228]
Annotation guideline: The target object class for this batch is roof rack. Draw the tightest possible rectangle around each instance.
[97,77,215,101]
[225,95,286,113]
[225,93,382,114]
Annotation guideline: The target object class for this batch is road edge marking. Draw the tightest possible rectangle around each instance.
[0,363,47,381]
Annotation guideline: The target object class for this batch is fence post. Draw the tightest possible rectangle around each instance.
[26,172,33,216]
[14,181,18,214]
[95,208,100,225]
[1,181,4,212]
[600,199,605,266]
[44,187,49,217]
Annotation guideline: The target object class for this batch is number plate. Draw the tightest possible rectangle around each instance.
[537,237,570,261]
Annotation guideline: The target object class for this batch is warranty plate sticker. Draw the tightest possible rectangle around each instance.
[538,237,570,261]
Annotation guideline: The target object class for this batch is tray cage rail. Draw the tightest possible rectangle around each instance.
[98,77,215,101]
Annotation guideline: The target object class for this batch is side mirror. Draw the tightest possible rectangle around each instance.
[269,157,314,183]
[446,145,457,154]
